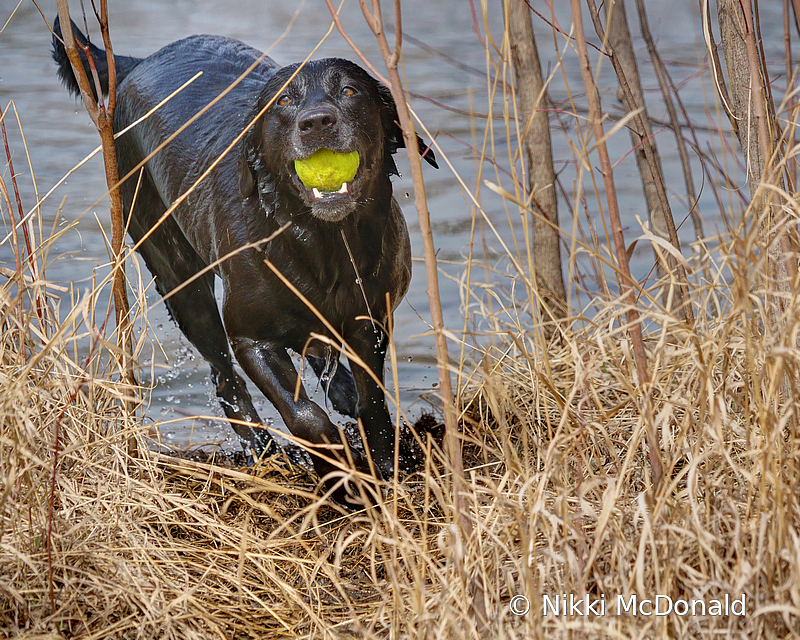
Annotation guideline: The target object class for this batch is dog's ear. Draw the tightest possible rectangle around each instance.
[377,83,438,171]
[238,121,259,199]
[238,151,256,199]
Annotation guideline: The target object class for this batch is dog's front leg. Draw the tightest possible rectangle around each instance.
[230,337,357,480]
[348,323,396,480]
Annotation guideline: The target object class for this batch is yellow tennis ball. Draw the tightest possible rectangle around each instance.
[294,149,360,192]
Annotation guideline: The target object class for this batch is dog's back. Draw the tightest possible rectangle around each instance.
[54,20,279,215]
[116,36,281,214]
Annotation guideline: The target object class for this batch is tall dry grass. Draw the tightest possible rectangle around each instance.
[2,2,800,639]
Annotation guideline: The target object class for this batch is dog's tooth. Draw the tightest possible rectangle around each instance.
[311,184,348,199]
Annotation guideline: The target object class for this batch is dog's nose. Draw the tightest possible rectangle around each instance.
[297,106,338,134]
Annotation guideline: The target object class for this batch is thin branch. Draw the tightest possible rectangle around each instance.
[569,0,664,492]
[54,1,136,434]
[322,0,388,84]
[0,115,35,272]
[325,0,486,629]
[586,0,693,324]
[635,0,704,241]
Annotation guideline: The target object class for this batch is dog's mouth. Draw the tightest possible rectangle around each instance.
[292,149,362,221]
[292,174,358,218]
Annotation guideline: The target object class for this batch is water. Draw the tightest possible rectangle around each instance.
[0,1,786,452]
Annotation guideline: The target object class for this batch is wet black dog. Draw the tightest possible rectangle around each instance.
[52,18,436,499]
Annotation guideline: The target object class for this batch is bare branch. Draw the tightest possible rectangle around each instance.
[570,0,664,491]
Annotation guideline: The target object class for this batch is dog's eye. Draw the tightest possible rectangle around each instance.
[277,94,292,106]
[341,86,356,97]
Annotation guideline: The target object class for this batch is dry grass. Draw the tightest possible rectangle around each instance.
[3,184,800,640]
[3,3,800,639]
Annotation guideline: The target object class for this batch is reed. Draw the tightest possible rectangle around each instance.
[2,2,799,638]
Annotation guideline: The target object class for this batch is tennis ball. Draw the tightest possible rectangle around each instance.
[294,149,360,192]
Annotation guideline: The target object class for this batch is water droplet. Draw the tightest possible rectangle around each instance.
[407,357,413,363]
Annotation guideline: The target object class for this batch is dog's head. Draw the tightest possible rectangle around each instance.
[240,58,437,222]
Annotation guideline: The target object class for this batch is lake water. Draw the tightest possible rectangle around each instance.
[0,1,786,452]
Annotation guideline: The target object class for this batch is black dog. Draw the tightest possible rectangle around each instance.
[52,18,436,498]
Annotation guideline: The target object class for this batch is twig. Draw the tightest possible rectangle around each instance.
[49,1,139,600]
[785,0,798,191]
[0,176,21,278]
[322,0,388,85]
[585,0,693,324]
[0,175,27,358]
[55,0,135,393]
[0,114,35,272]
[737,0,796,284]
[2,110,47,326]
[569,0,663,491]
[325,0,485,629]
[634,0,704,241]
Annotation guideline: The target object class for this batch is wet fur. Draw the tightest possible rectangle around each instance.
[52,17,437,499]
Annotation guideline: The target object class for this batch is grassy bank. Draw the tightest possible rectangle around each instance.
[2,186,799,640]
[3,2,800,639]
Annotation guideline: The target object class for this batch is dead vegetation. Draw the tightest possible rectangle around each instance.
[3,1,800,638]
[3,206,799,639]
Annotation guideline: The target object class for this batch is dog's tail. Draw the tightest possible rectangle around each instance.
[52,15,142,101]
